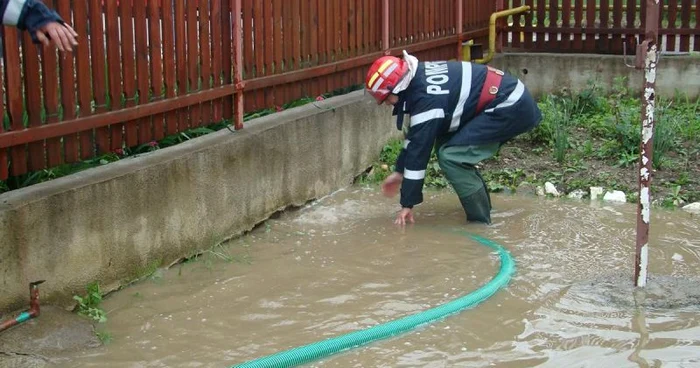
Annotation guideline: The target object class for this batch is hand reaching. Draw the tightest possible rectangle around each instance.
[35,21,78,52]
[394,207,415,226]
[381,172,403,198]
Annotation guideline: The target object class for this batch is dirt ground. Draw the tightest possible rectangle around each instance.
[481,133,700,206]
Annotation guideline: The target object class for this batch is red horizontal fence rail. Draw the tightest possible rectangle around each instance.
[0,0,495,182]
[502,0,699,54]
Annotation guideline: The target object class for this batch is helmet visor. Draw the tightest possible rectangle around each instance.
[364,85,393,105]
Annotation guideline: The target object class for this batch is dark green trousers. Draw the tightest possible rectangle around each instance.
[436,143,500,224]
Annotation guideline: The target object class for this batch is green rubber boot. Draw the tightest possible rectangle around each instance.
[459,186,492,224]
[474,169,493,211]
[437,143,499,225]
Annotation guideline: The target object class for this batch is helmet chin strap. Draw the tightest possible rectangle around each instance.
[392,96,407,131]
[390,50,418,131]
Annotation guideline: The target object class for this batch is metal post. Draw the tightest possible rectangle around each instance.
[382,0,390,54]
[634,0,660,288]
[456,0,463,60]
[233,0,244,130]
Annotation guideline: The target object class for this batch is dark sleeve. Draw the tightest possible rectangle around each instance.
[4,0,65,43]
[394,139,407,174]
[396,97,444,208]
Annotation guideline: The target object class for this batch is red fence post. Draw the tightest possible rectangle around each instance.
[233,0,244,129]
[382,0,390,53]
[0,43,6,180]
[496,0,504,53]
[456,0,463,60]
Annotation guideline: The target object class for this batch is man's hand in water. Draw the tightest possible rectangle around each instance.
[394,207,414,226]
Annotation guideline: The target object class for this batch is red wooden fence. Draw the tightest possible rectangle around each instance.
[503,0,699,54]
[0,0,497,182]
[1,1,696,183]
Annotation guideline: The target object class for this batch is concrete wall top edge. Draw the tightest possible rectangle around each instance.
[499,52,700,60]
[0,90,367,211]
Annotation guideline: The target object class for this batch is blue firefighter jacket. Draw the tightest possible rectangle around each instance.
[392,61,542,208]
[1,0,65,42]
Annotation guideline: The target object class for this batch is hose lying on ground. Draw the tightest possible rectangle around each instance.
[231,231,515,368]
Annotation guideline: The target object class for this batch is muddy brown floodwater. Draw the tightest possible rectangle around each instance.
[52,187,700,368]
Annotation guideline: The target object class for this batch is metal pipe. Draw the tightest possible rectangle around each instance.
[474,6,531,64]
[634,0,660,288]
[0,281,45,333]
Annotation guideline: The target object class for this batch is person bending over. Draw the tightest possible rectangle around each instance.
[365,51,542,226]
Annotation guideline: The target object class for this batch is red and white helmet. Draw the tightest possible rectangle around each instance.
[365,55,409,104]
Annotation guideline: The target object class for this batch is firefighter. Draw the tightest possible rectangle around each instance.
[1,0,78,52]
[365,51,542,225]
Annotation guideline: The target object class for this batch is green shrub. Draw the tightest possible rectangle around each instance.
[525,96,557,146]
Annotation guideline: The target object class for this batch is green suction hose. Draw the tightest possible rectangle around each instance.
[231,232,515,368]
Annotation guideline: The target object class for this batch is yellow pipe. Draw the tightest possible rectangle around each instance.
[474,5,531,64]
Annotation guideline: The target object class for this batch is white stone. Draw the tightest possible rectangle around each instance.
[590,187,604,200]
[672,253,684,262]
[603,190,627,203]
[536,186,545,197]
[682,202,700,215]
[544,182,560,197]
[567,189,587,200]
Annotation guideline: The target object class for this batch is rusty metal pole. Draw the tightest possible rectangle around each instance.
[233,0,244,130]
[456,0,463,60]
[634,0,660,288]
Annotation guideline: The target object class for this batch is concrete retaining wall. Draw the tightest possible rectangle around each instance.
[491,53,700,99]
[0,91,397,313]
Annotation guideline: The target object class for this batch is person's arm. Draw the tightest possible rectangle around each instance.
[396,99,444,209]
[2,0,78,51]
[382,99,443,226]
